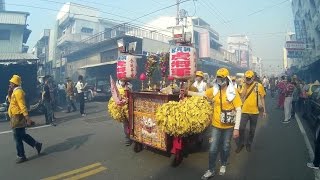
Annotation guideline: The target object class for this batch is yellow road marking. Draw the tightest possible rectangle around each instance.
[64,166,107,180]
[42,163,103,180]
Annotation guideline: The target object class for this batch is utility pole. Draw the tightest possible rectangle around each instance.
[176,0,180,25]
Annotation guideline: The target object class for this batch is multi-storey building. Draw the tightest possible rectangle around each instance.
[227,35,252,69]
[0,9,38,102]
[291,0,320,67]
[33,29,51,76]
[50,2,118,81]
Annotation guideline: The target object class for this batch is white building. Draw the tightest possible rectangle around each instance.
[0,11,38,63]
[145,16,233,62]
[33,29,51,76]
[47,2,119,80]
[291,0,320,67]
[227,35,252,68]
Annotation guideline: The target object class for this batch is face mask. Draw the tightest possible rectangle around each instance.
[246,77,254,84]
[216,78,227,86]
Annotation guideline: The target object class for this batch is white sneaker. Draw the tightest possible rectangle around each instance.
[219,166,226,175]
[201,170,214,180]
[307,162,319,170]
[81,114,86,117]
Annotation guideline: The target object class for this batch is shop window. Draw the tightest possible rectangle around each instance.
[0,29,10,40]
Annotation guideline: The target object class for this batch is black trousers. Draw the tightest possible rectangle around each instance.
[314,130,320,166]
[13,128,36,158]
[238,113,259,146]
[78,92,85,114]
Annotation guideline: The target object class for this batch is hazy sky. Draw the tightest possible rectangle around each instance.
[6,0,294,72]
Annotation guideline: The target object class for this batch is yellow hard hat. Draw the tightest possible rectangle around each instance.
[216,68,229,78]
[9,75,22,86]
[245,70,255,78]
[196,71,204,77]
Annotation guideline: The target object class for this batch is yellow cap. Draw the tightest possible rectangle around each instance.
[231,76,236,80]
[9,75,22,86]
[196,71,204,77]
[245,70,255,78]
[216,68,229,78]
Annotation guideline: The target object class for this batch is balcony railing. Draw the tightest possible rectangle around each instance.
[57,33,86,47]
[64,23,172,56]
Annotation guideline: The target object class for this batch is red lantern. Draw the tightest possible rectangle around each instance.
[169,46,197,80]
[139,73,146,81]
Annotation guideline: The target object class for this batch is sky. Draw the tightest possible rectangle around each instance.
[5,0,294,73]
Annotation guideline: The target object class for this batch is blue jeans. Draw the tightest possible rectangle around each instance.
[13,128,36,158]
[43,100,53,124]
[209,126,233,171]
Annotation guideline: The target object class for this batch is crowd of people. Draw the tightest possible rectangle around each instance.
[5,74,88,163]
[6,70,320,176]
[184,69,266,179]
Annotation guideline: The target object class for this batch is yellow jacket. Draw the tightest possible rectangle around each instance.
[8,87,28,118]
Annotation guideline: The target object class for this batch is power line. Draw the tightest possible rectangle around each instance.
[4,1,189,34]
[28,0,174,33]
[225,0,290,24]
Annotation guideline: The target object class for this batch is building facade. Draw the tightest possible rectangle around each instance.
[227,35,253,69]
[52,2,118,81]
[291,0,320,67]
[144,16,234,63]
[33,29,51,76]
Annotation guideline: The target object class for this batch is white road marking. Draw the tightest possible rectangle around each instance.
[295,113,320,180]
[0,124,51,135]
[296,113,314,159]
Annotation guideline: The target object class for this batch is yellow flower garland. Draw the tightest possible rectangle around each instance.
[107,97,129,122]
[156,96,212,136]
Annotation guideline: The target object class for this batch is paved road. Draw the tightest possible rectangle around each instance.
[0,97,316,180]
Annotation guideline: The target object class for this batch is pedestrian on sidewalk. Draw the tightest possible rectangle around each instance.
[282,77,295,123]
[75,75,87,117]
[187,68,242,178]
[66,78,77,113]
[42,76,55,126]
[7,75,42,163]
[236,70,266,153]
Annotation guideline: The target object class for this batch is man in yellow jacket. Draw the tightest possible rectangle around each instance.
[8,75,42,163]
[236,70,266,153]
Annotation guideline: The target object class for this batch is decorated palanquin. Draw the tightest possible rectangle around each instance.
[128,92,179,151]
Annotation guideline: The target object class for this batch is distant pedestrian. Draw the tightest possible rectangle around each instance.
[66,78,77,113]
[7,75,42,163]
[58,82,66,106]
[42,76,55,126]
[75,75,87,117]
[291,81,300,119]
[282,77,295,123]
[269,77,276,98]
[277,76,286,109]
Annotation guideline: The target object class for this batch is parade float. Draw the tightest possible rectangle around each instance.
[107,25,212,167]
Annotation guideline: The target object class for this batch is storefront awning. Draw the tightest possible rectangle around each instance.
[79,61,117,69]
